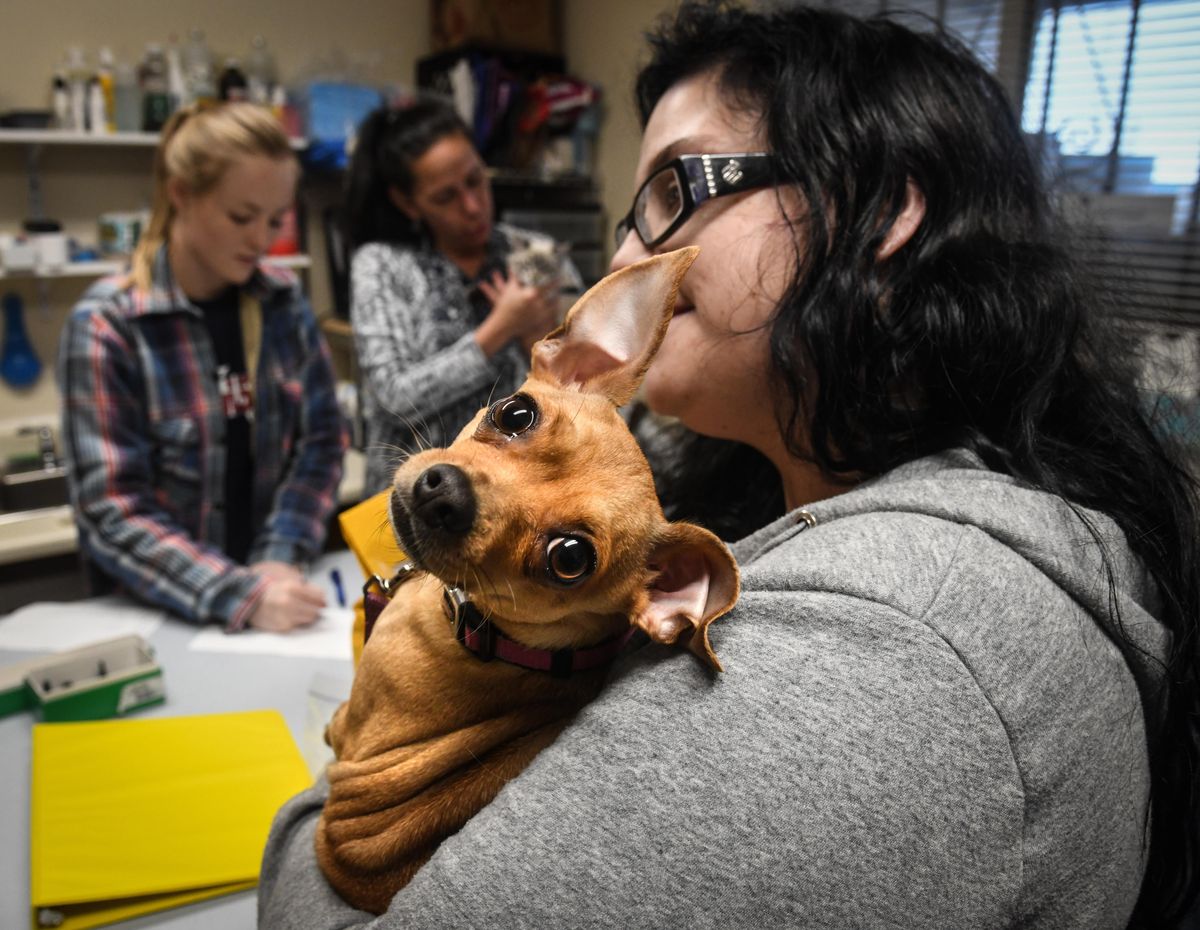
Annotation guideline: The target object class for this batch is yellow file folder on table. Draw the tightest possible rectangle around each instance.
[29,709,312,930]
[338,489,406,583]
[338,489,407,666]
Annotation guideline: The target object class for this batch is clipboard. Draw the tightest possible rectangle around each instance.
[29,709,312,930]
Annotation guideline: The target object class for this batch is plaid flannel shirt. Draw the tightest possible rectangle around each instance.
[58,248,348,628]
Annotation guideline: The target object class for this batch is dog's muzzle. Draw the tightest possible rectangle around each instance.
[410,464,477,538]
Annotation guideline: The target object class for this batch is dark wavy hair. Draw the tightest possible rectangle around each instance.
[637,2,1200,925]
[344,98,471,248]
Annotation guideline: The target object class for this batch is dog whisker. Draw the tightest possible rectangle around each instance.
[377,394,436,450]
[382,404,441,457]
[469,566,490,605]
[485,374,505,409]
[568,396,586,428]
[460,562,519,617]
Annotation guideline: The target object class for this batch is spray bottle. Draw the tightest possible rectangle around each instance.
[51,67,70,130]
[246,35,276,105]
[87,77,107,134]
[183,29,217,107]
[166,35,188,113]
[96,47,116,132]
[140,44,170,132]
[65,46,88,132]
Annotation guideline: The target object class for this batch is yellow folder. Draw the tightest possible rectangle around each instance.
[338,490,408,665]
[338,489,406,583]
[29,709,313,930]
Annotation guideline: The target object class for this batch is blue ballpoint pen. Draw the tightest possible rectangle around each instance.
[330,568,346,608]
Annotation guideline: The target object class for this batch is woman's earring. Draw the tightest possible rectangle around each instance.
[412,217,431,247]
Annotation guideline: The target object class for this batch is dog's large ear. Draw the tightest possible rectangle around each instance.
[632,521,740,672]
[531,247,699,406]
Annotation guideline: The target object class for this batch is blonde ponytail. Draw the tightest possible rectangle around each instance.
[130,102,296,292]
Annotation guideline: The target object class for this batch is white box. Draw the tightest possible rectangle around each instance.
[0,234,36,272]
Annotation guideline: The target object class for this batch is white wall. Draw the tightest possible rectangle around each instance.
[564,0,679,261]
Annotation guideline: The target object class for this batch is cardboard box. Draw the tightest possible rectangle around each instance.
[432,0,562,55]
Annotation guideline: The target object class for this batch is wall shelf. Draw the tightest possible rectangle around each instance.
[0,447,366,566]
[0,253,312,282]
[0,505,76,566]
[0,129,308,150]
[0,129,161,147]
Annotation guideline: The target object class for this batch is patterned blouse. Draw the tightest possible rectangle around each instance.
[351,224,581,494]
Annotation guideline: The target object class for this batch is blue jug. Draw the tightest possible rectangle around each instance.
[1,292,43,389]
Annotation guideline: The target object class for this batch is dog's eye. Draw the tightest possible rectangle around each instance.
[489,394,538,436]
[545,535,596,586]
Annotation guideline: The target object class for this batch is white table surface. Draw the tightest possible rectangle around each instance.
[0,550,362,930]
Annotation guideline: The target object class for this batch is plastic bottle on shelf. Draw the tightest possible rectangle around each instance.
[270,84,287,122]
[96,47,117,132]
[51,68,70,130]
[246,35,276,105]
[166,35,188,113]
[65,46,89,132]
[219,59,249,102]
[183,29,217,107]
[140,44,170,132]
[113,61,141,133]
[271,84,304,140]
[86,78,107,134]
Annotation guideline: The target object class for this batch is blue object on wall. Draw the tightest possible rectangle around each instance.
[1,292,42,389]
[300,82,384,171]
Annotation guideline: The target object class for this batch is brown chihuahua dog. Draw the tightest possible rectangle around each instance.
[315,247,740,913]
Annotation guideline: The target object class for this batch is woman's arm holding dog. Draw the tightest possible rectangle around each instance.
[259,593,1022,928]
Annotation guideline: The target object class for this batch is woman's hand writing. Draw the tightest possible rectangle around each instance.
[247,561,327,632]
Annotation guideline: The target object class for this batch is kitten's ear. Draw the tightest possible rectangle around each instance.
[530,247,699,406]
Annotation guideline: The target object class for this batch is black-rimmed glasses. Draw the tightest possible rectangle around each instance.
[614,152,777,250]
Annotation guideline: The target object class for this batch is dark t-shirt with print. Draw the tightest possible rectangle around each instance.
[195,288,254,565]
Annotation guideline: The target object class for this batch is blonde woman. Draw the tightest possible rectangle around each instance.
[58,102,347,631]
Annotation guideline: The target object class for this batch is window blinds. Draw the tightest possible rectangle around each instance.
[791,0,1200,327]
[1022,0,1200,326]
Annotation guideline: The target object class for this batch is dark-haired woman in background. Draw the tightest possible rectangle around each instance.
[261,4,1200,926]
[345,100,581,494]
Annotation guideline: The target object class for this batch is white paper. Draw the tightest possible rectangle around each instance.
[0,595,164,652]
[186,606,356,661]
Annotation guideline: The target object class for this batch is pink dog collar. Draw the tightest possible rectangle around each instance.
[442,586,637,678]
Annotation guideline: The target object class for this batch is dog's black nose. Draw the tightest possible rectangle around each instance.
[411,464,476,537]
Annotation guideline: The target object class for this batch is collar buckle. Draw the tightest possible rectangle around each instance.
[442,586,495,661]
[361,561,419,645]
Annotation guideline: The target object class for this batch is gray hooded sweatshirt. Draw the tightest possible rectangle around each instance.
[259,450,1166,928]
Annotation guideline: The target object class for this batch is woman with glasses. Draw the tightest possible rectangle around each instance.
[344,100,582,495]
[260,4,1200,926]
